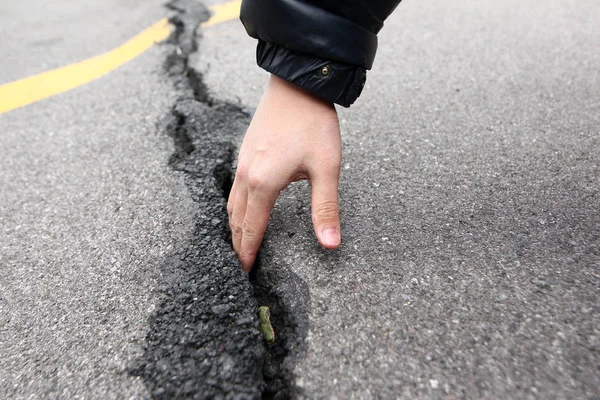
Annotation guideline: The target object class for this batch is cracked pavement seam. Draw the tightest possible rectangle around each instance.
[129,0,310,398]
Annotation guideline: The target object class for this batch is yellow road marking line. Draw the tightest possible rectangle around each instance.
[0,0,242,114]
[0,18,172,114]
[202,0,241,28]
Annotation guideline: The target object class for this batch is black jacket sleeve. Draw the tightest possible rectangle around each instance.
[240,0,402,107]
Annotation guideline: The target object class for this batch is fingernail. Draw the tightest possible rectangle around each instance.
[241,257,254,272]
[241,263,251,273]
[321,228,340,247]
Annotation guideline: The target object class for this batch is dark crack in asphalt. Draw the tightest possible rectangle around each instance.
[129,0,310,398]
[250,256,311,399]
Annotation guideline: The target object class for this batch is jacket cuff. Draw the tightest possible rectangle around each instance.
[241,0,378,69]
[256,40,367,108]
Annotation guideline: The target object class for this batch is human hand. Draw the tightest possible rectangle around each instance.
[228,75,342,271]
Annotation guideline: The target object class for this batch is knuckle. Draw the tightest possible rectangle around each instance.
[242,218,259,235]
[324,153,342,167]
[247,176,263,191]
[322,161,341,176]
[240,248,257,260]
[247,171,271,191]
[313,201,340,221]
[230,221,242,236]
[235,162,249,180]
[317,153,341,170]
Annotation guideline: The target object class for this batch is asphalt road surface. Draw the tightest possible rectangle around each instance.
[1,0,598,399]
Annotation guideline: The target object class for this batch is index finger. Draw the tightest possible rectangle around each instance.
[239,184,278,271]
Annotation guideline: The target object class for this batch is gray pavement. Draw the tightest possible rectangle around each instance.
[0,0,168,84]
[1,1,267,398]
[198,0,600,398]
[1,0,598,398]
[0,1,194,398]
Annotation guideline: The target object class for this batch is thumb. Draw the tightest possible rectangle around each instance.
[310,168,341,249]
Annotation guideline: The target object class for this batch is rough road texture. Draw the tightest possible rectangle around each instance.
[128,1,264,398]
[131,1,309,398]
[1,0,309,397]
[3,0,598,398]
[195,0,600,398]
[257,0,600,398]
[0,1,187,398]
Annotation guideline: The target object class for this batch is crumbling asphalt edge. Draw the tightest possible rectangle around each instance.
[129,0,311,398]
